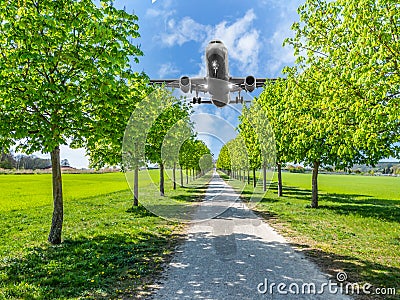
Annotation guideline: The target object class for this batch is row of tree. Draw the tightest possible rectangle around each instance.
[121,87,212,204]
[218,0,399,208]
[216,129,273,191]
[0,0,211,244]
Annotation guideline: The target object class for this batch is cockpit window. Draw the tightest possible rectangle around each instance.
[210,40,222,44]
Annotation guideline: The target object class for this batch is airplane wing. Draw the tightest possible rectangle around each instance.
[149,79,180,89]
[149,78,209,93]
[229,77,273,89]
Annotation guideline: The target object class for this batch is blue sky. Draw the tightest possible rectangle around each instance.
[133,0,302,79]
[34,0,304,168]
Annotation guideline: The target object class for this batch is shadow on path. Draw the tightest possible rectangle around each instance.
[267,183,400,224]
[149,172,353,300]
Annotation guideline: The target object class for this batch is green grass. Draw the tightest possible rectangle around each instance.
[279,172,400,201]
[0,173,132,212]
[221,171,400,300]
[0,170,209,299]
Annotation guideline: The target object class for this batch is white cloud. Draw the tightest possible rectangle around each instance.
[263,0,303,76]
[266,25,296,75]
[159,9,261,75]
[146,8,163,18]
[212,10,260,74]
[145,0,175,26]
[191,113,238,145]
[157,62,180,77]
[186,90,257,156]
[259,0,302,12]
[161,17,210,47]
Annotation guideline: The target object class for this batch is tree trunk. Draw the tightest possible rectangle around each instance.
[263,165,267,192]
[173,162,176,190]
[277,163,283,197]
[253,168,256,188]
[133,165,139,206]
[186,168,189,184]
[311,161,320,208]
[48,146,63,245]
[160,163,165,196]
[247,170,250,184]
[180,167,184,187]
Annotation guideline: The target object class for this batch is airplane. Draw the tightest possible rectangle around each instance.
[149,39,273,108]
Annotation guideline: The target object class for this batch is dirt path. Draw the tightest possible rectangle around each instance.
[149,171,351,299]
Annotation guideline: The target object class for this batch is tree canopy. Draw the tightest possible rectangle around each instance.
[0,0,144,243]
[232,0,399,207]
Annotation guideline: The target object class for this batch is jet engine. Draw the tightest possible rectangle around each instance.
[179,76,191,93]
[244,75,256,92]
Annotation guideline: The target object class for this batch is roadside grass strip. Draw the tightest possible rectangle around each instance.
[220,171,400,300]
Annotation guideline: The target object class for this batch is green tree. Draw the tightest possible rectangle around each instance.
[239,107,262,187]
[245,102,276,191]
[88,77,150,207]
[281,0,400,207]
[257,78,296,196]
[287,0,399,162]
[180,138,212,182]
[179,139,196,184]
[282,67,368,208]
[161,116,194,190]
[229,137,248,182]
[0,0,143,243]
[193,139,213,175]
[199,152,213,174]
[0,148,16,169]
[87,77,151,168]
[216,143,232,174]
[146,99,191,196]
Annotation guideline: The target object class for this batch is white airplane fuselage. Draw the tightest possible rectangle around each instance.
[205,40,231,107]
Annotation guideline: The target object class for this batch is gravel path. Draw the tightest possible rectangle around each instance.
[149,172,351,299]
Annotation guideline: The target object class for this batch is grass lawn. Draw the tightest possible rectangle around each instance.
[221,171,400,300]
[0,173,132,212]
[0,170,208,299]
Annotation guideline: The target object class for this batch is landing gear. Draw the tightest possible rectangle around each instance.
[235,96,244,103]
[235,91,244,103]
[193,97,202,104]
